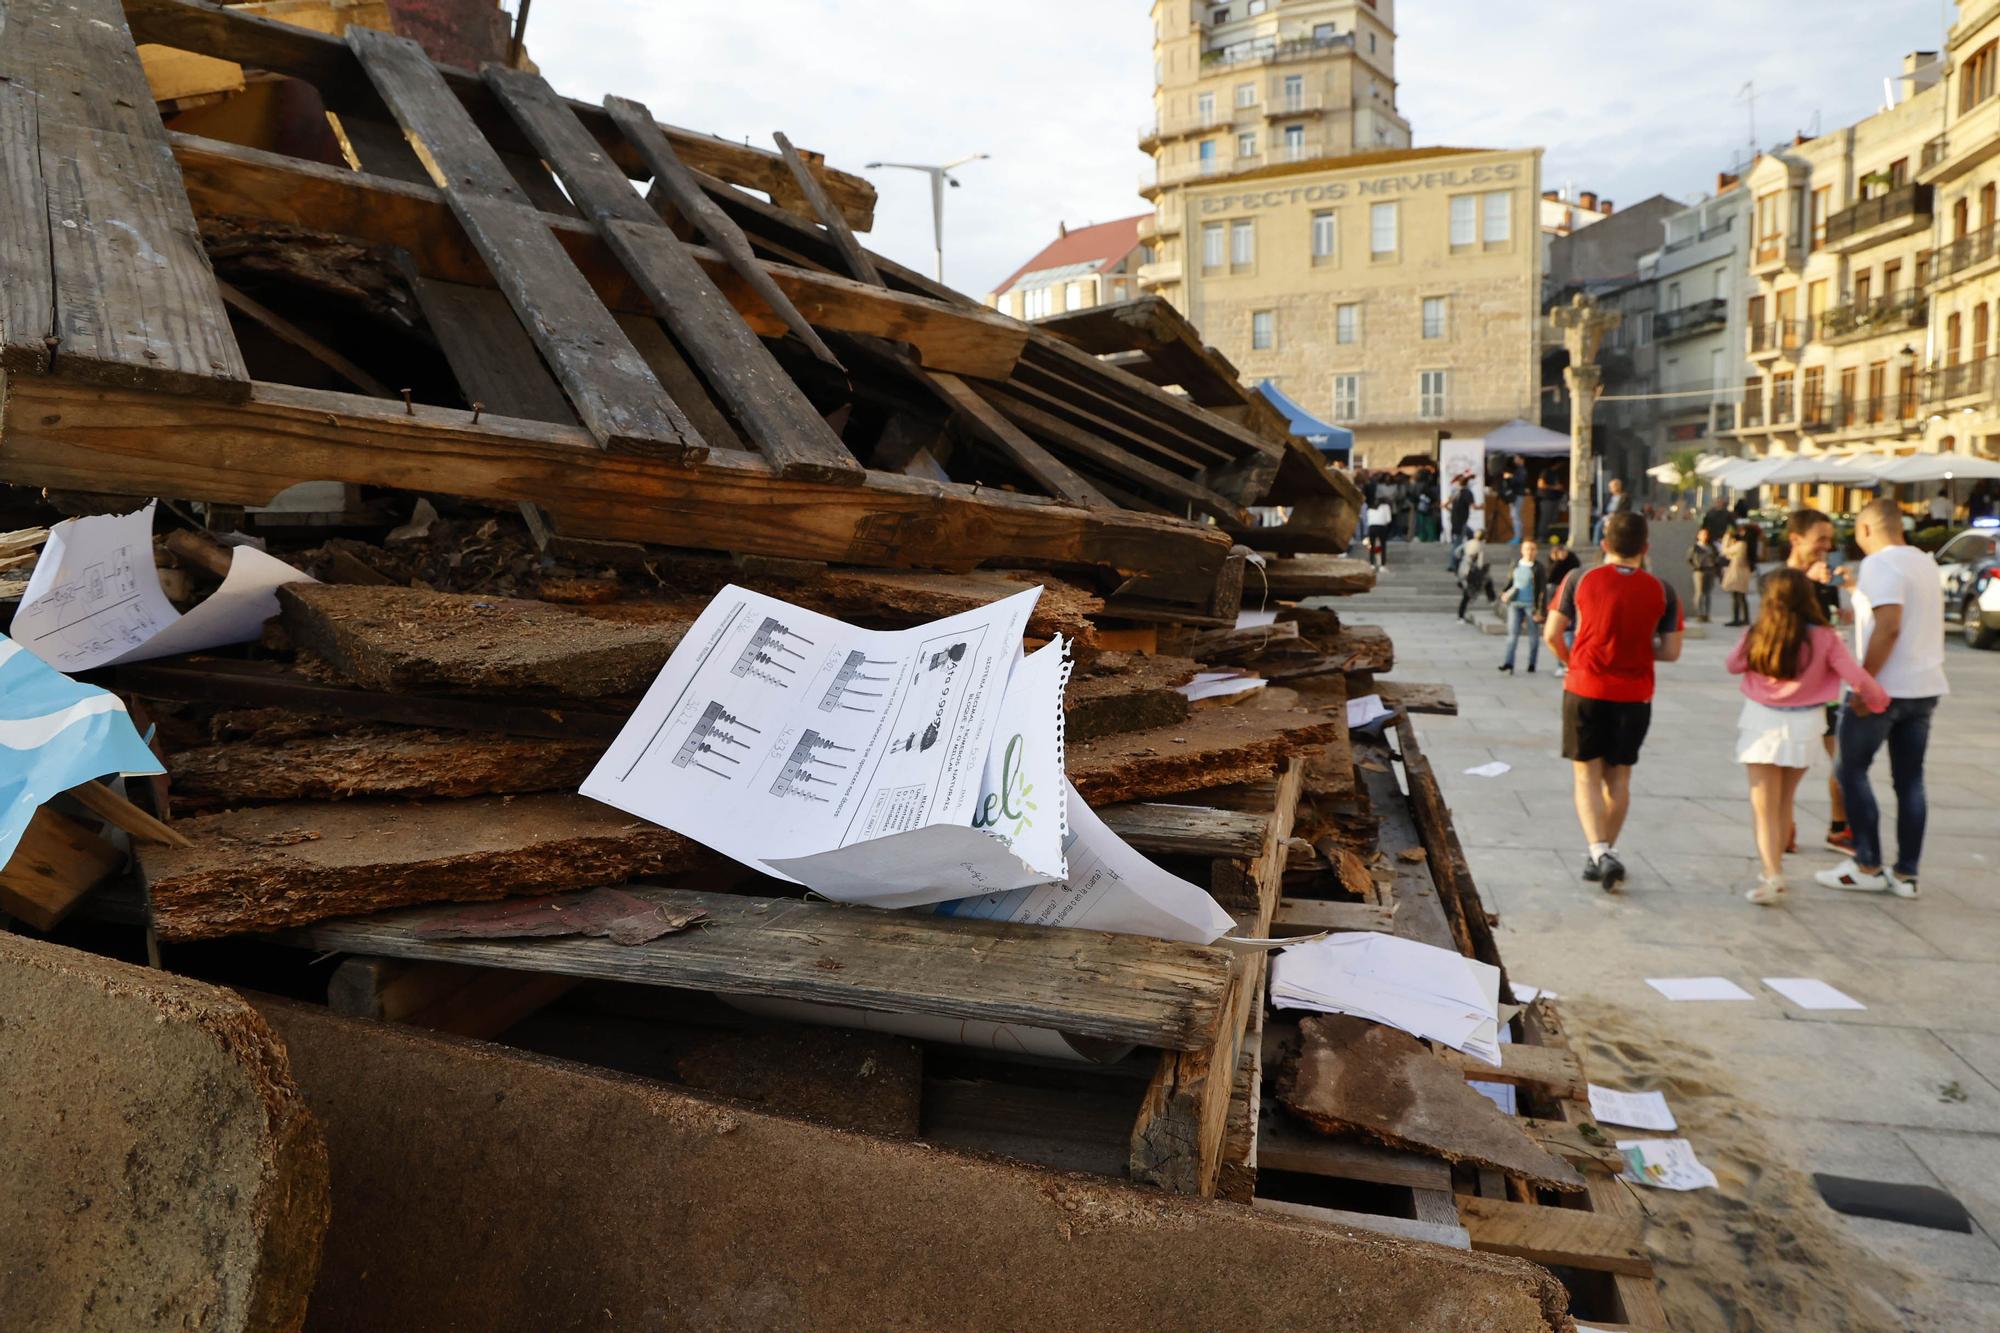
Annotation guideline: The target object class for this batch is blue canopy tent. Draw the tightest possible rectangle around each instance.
[1256,381,1352,458]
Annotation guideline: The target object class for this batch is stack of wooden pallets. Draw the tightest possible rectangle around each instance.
[0,3,1667,1329]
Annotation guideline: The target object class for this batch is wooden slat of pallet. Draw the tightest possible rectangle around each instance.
[406,276,578,425]
[485,68,861,484]
[119,0,878,230]
[1024,332,1282,469]
[66,780,191,847]
[0,807,125,930]
[773,131,882,286]
[166,132,1022,379]
[1374,680,1459,716]
[926,373,1115,510]
[0,0,245,396]
[1251,1197,1470,1249]
[1434,1044,1588,1102]
[1258,555,1378,599]
[0,375,1230,588]
[1129,758,1304,1194]
[1256,1107,1455,1190]
[603,96,840,369]
[1455,1196,1650,1277]
[1068,697,1346,807]
[1397,712,1505,972]
[0,83,54,373]
[298,885,1234,1051]
[1518,1116,1627,1173]
[345,26,698,459]
[216,280,390,396]
[1096,802,1268,860]
[612,313,748,454]
[1037,297,1289,423]
[1270,897,1396,936]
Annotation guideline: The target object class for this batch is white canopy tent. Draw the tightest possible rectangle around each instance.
[1474,418,1572,458]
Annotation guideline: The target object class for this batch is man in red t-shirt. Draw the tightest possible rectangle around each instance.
[1541,512,1685,890]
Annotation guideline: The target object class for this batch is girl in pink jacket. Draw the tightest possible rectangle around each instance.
[1727,567,1890,905]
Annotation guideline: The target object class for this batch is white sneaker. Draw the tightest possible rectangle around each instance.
[1886,870,1920,900]
[1815,859,1889,893]
[1745,878,1787,906]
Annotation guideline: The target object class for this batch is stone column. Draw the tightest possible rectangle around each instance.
[1550,294,1620,545]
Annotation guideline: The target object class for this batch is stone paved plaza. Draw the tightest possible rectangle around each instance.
[1351,566,2000,1330]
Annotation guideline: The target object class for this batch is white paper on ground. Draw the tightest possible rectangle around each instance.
[1762,977,1866,1011]
[934,780,1236,944]
[1346,693,1393,729]
[1617,1138,1718,1191]
[1512,984,1557,1002]
[1646,976,1755,1002]
[1234,608,1278,629]
[1179,671,1267,702]
[582,583,1041,885]
[1588,1084,1678,1131]
[11,502,313,672]
[1271,933,1502,1063]
[1462,760,1512,778]
[722,994,1131,1064]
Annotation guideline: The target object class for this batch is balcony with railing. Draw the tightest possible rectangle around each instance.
[1918,97,2000,184]
[1934,224,2000,284]
[1819,292,1928,343]
[1931,357,1995,403]
[1264,91,1326,118]
[1202,32,1355,69]
[1653,298,1728,341]
[1824,183,1932,251]
[1922,133,1950,173]
[1749,319,1808,359]
[1738,394,1765,429]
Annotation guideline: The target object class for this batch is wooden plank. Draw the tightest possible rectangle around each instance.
[215,280,390,396]
[1068,698,1345,806]
[1375,680,1459,716]
[65,780,191,847]
[1518,1116,1627,1173]
[1256,1108,1454,1190]
[1435,1044,1588,1102]
[1271,897,1396,936]
[484,67,860,484]
[119,0,878,230]
[605,95,840,369]
[0,376,1231,585]
[927,372,1114,509]
[1456,1196,1651,1277]
[1398,712,1505,972]
[0,0,246,396]
[0,807,125,930]
[1251,1198,1470,1250]
[1259,555,1378,599]
[406,275,577,424]
[1096,803,1268,860]
[773,131,882,285]
[296,885,1234,1051]
[612,313,746,454]
[344,26,698,458]
[1024,331,1283,465]
[982,383,1248,524]
[0,82,54,373]
[167,131,1019,378]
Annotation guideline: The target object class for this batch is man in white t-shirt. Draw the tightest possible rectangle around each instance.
[1818,498,1949,898]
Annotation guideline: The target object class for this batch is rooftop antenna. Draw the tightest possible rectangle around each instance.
[1737,80,1757,156]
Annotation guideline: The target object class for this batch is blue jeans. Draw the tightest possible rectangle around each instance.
[1836,696,1938,876]
[1502,604,1540,669]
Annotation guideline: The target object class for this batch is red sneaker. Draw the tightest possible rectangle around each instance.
[1826,829,1855,855]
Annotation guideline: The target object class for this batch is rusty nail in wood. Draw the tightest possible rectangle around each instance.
[401,389,414,415]
[471,401,484,423]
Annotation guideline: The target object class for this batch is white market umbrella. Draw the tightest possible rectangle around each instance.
[1872,454,2000,483]
[1716,457,1791,489]
[1694,454,1739,477]
[1757,456,1880,486]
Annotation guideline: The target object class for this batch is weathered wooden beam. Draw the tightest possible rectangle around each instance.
[0,807,125,930]
[165,132,1022,378]
[294,886,1235,1051]
[1068,696,1347,806]
[1456,1196,1651,1278]
[0,374,1232,583]
[119,0,878,230]
[1095,803,1269,860]
[216,280,391,396]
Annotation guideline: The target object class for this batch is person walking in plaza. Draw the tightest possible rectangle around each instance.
[1447,473,1476,567]
[1687,526,1722,623]
[1544,535,1581,679]
[1542,512,1685,891]
[1497,538,1546,674]
[1365,496,1394,570]
[1721,525,1754,626]
[1455,532,1492,623]
[1784,508,1855,855]
[1499,455,1528,544]
[1817,498,1950,898]
[1727,568,1890,905]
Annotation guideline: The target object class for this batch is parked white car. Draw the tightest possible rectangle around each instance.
[1938,525,2000,650]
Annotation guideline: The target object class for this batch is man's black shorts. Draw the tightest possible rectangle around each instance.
[1562,693,1652,767]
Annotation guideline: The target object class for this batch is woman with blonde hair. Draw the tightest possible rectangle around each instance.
[1720,525,1754,626]
[1727,568,1889,905]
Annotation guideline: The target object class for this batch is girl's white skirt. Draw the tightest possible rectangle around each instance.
[1735,699,1822,768]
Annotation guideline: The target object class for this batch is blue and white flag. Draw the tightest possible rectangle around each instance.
[0,638,165,865]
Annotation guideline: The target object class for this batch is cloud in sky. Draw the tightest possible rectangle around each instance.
[526,0,1950,298]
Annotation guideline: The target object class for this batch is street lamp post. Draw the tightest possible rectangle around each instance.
[863,153,990,282]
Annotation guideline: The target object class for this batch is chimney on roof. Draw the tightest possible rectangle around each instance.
[1904,50,1943,98]
[1057,220,1068,238]
[1542,189,1559,202]
[1716,170,1739,194]
[1579,190,1598,212]
[1598,198,1613,215]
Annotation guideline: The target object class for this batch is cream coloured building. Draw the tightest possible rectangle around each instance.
[1138,1,1540,463]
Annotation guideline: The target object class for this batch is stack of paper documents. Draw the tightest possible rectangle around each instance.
[1270,933,1502,1064]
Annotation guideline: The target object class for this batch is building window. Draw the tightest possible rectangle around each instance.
[1977,304,1991,361]
[1418,370,1447,420]
[1962,41,1997,115]
[1713,265,1729,300]
[1202,222,1226,271]
[1234,82,1256,108]
[1448,195,1476,248]
[1955,196,1970,240]
[1852,269,1871,309]
[1984,183,1997,231]
[1810,186,1829,251]
[1283,124,1305,158]
[1422,296,1447,339]
[1311,210,1336,262]
[1024,286,1052,319]
[1882,258,1902,299]
[1247,0,1266,15]
[1666,281,1682,311]
[1252,309,1275,350]
[1743,375,1765,427]
[1867,361,1888,422]
[1237,131,1258,158]
[1197,92,1216,125]
[1282,73,1304,111]
[1838,367,1858,426]
[1802,366,1824,424]
[1948,311,1963,365]
[1369,32,1377,53]
[1336,302,1360,344]
[1332,373,1360,421]
[1230,218,1255,268]
[1755,190,1783,262]
[1772,370,1795,422]
[1899,366,1919,419]
[1211,6,1231,25]
[1917,248,1934,288]
[1370,202,1398,257]
[1065,280,1088,311]
[1482,190,1512,243]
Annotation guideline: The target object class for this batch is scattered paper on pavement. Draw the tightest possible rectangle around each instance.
[0,640,165,865]
[1462,761,1511,778]
[1763,977,1866,1011]
[11,502,313,672]
[1618,1138,1718,1191]
[1346,693,1393,729]
[1646,976,1755,1002]
[1588,1084,1678,1131]
[1272,932,1502,1064]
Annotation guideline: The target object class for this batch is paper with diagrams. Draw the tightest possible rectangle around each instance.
[11,502,314,673]
[583,583,1043,889]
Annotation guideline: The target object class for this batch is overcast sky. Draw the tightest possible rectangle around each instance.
[527,1,1950,297]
